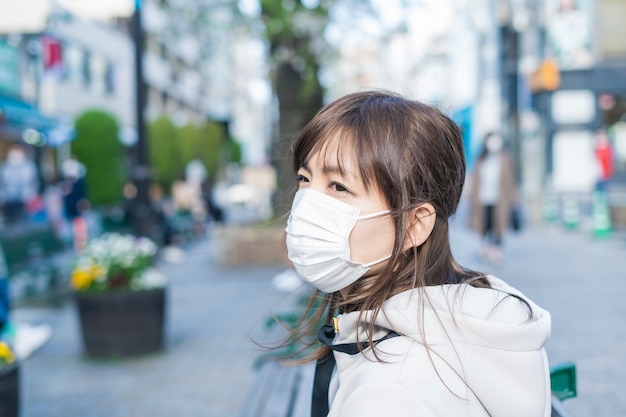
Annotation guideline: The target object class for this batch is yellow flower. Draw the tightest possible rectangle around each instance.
[0,341,15,365]
[71,262,108,290]
[71,268,95,290]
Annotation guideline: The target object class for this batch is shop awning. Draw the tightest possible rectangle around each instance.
[0,94,57,134]
[0,94,71,146]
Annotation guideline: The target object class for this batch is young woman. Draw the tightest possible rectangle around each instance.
[283,91,551,417]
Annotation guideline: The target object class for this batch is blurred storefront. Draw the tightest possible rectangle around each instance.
[541,0,625,198]
[494,0,626,225]
[0,38,62,188]
[0,39,57,141]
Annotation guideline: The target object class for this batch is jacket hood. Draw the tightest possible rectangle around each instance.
[333,276,551,349]
[332,276,552,417]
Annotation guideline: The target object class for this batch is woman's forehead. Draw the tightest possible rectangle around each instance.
[306,131,359,173]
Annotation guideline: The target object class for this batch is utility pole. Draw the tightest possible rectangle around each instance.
[131,0,152,237]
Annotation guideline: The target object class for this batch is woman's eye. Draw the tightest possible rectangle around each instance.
[330,182,349,193]
[295,175,309,184]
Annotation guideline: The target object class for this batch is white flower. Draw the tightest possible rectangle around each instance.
[75,232,161,291]
[140,268,167,289]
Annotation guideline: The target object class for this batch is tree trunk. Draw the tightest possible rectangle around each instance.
[272,62,323,218]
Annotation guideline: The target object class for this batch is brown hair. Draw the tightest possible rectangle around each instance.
[286,90,489,361]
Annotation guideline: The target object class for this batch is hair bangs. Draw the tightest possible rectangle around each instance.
[293,115,380,192]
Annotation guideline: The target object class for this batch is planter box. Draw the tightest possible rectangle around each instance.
[216,226,290,267]
[75,288,166,358]
[0,363,19,417]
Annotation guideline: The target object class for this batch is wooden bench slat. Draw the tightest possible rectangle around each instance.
[291,362,315,417]
[239,361,282,417]
[262,363,300,417]
[239,361,302,417]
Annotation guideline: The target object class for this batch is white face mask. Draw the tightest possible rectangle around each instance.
[285,189,392,293]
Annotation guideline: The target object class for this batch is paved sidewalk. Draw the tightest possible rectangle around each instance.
[15,236,301,417]
[12,219,626,417]
[450,218,626,417]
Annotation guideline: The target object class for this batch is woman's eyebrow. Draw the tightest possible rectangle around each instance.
[301,158,358,180]
[322,164,358,180]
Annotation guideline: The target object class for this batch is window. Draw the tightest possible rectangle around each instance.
[82,51,91,87]
[599,0,626,58]
[65,44,82,84]
[105,63,115,95]
[92,54,106,94]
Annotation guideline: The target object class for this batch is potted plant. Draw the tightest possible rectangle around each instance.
[0,341,18,417]
[71,233,167,358]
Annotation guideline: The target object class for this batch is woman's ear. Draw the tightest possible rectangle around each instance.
[403,203,436,250]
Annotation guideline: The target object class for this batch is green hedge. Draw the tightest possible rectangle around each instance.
[148,116,181,191]
[72,110,127,206]
[72,112,242,204]
[148,117,238,192]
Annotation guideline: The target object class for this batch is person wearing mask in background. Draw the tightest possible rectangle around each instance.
[469,132,518,265]
[0,145,39,225]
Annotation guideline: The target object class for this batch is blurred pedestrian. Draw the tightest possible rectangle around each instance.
[60,157,89,251]
[171,174,205,219]
[468,132,518,265]
[281,91,551,417]
[60,158,88,218]
[201,179,224,225]
[0,145,39,225]
[594,128,615,191]
[149,182,176,247]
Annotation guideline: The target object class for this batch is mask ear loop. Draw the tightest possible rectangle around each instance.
[362,253,392,268]
[355,209,394,267]
[356,206,435,268]
[356,209,392,221]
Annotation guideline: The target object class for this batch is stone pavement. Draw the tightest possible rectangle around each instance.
[450,217,626,417]
[12,217,626,417]
[14,235,302,417]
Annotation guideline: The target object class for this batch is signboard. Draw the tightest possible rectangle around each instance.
[552,129,596,192]
[0,41,21,97]
[546,0,594,70]
[551,89,595,125]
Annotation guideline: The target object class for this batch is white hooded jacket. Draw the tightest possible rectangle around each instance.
[325,276,551,417]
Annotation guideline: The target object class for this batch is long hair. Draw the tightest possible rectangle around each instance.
[286,91,489,361]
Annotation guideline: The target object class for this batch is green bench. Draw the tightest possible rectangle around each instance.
[0,222,68,305]
[238,360,315,417]
[550,362,577,417]
[239,360,578,417]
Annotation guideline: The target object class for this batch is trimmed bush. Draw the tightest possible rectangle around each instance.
[200,122,223,179]
[148,116,242,191]
[72,110,126,206]
[148,116,181,191]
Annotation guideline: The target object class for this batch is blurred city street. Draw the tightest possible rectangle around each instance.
[2,1,626,417]
[11,213,626,417]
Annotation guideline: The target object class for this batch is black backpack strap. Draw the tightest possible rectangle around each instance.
[311,350,335,417]
[312,324,492,417]
[311,324,400,417]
